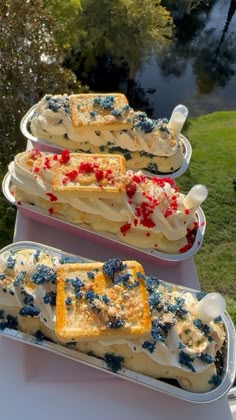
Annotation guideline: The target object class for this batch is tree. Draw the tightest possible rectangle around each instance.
[0,0,85,246]
[43,0,83,48]
[44,0,174,82]
[0,0,84,164]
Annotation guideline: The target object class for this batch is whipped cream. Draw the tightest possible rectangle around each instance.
[30,95,179,157]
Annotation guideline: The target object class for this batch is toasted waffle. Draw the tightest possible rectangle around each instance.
[70,93,134,132]
[55,259,151,342]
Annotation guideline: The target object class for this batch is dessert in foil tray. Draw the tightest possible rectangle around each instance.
[27,93,189,174]
[0,244,228,394]
[8,149,207,255]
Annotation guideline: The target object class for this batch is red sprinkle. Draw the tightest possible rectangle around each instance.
[59,150,70,164]
[46,192,58,202]
[30,149,42,160]
[64,170,78,182]
[132,174,146,184]
[95,169,104,182]
[48,207,54,214]
[43,156,51,170]
[184,209,190,215]
[120,222,131,235]
[79,162,96,173]
[33,167,40,173]
[17,201,22,205]
[146,232,151,237]
[164,208,173,218]
[126,183,137,199]
[141,217,155,228]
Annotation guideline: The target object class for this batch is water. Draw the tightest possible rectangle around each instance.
[135,0,236,118]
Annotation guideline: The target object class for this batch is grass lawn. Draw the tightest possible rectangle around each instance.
[179,111,236,324]
[0,111,235,325]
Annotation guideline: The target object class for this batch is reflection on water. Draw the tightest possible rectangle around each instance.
[136,0,236,117]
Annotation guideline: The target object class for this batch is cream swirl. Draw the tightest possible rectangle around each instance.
[9,149,206,252]
[30,94,179,157]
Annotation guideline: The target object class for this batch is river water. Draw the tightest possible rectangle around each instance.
[135,0,236,118]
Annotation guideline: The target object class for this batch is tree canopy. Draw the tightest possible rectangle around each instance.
[44,0,174,80]
[0,0,84,165]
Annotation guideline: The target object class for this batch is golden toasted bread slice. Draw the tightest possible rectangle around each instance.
[51,153,127,198]
[55,259,151,342]
[70,93,134,132]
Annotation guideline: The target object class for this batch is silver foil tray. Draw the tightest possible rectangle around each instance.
[2,172,206,266]
[20,104,192,180]
[0,241,235,404]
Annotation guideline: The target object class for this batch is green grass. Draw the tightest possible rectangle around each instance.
[179,111,236,324]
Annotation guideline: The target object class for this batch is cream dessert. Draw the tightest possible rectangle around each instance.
[8,149,207,255]
[28,94,187,174]
[0,245,226,393]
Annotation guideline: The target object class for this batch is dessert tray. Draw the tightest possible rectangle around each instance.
[3,172,206,266]
[20,105,192,180]
[0,241,235,404]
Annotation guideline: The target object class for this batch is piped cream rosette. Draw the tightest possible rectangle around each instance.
[9,149,206,255]
[0,246,226,393]
[29,94,185,174]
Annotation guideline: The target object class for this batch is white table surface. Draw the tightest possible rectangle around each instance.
[0,211,232,420]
